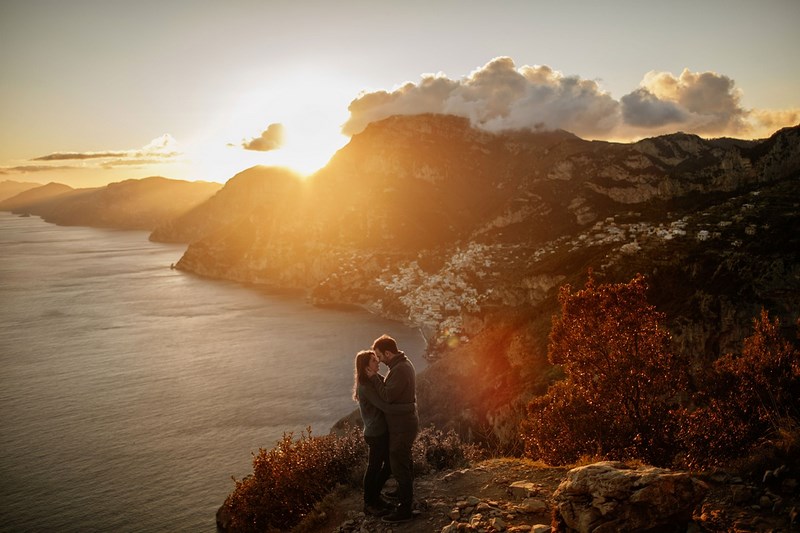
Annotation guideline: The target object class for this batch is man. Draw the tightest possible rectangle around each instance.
[369,334,418,524]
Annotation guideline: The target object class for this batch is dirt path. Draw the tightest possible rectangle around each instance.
[296,458,798,532]
[299,458,562,532]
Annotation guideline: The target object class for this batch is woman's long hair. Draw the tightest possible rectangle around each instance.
[352,349,375,401]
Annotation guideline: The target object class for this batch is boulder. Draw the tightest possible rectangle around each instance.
[517,498,548,514]
[553,461,707,532]
[509,481,539,499]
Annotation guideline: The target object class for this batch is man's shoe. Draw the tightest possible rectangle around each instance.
[364,503,390,517]
[381,509,414,523]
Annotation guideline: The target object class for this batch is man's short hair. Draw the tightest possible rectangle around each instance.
[372,334,399,354]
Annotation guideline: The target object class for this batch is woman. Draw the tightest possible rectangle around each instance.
[352,349,414,516]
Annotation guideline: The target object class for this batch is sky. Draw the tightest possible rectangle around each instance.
[1,0,799,188]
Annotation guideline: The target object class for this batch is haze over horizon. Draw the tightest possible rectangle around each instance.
[1,0,799,189]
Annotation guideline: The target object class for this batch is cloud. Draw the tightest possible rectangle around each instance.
[100,158,176,169]
[32,134,180,166]
[0,164,77,174]
[0,134,183,177]
[343,58,798,141]
[620,69,749,136]
[620,88,688,127]
[746,108,800,135]
[343,57,620,138]
[34,152,127,161]
[141,133,178,154]
[242,123,285,151]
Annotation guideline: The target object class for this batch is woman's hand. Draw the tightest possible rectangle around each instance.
[365,366,376,378]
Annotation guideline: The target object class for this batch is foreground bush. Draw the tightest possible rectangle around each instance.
[220,424,483,531]
[221,427,365,532]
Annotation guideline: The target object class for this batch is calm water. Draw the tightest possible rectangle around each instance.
[0,212,426,532]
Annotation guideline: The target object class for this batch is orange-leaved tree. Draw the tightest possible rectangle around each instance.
[523,273,688,466]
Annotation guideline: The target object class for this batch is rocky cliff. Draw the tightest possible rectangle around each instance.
[149,166,302,243]
[169,114,800,444]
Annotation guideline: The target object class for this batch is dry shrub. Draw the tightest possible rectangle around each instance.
[677,310,800,469]
[727,418,800,479]
[412,426,484,473]
[290,484,353,533]
[221,426,482,531]
[221,426,365,532]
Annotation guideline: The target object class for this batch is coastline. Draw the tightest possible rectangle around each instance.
[0,211,431,532]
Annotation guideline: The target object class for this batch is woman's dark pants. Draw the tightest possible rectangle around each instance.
[363,433,391,505]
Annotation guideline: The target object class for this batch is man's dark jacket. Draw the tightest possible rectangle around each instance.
[371,354,418,433]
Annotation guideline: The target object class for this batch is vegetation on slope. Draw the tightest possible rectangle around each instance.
[220,274,800,530]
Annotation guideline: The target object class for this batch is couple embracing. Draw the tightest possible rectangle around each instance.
[352,334,418,524]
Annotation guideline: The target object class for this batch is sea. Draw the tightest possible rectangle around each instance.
[0,212,427,532]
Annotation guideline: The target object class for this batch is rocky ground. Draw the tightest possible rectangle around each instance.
[295,458,799,533]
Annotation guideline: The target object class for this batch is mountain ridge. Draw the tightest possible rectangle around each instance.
[165,114,800,444]
[0,180,44,203]
[0,176,222,231]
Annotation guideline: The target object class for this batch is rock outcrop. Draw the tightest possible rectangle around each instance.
[552,461,708,532]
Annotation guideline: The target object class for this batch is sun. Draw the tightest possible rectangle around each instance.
[259,108,351,176]
[184,71,357,183]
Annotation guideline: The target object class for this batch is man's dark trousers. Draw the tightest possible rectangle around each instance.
[389,429,417,512]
